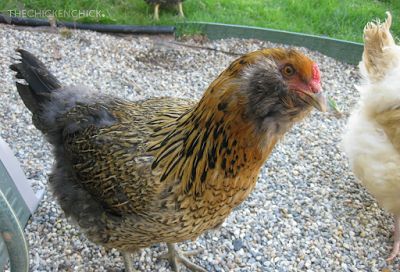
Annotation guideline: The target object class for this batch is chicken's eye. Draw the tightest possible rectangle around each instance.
[282,65,295,77]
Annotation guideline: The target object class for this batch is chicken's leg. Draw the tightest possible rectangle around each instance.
[122,252,137,272]
[161,243,206,272]
[177,2,184,18]
[154,4,160,21]
[387,214,400,261]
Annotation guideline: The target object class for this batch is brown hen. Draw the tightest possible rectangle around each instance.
[144,0,184,20]
[11,48,326,271]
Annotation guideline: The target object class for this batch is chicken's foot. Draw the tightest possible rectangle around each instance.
[160,243,206,272]
[177,2,184,18]
[154,4,160,21]
[387,214,400,261]
[122,252,137,272]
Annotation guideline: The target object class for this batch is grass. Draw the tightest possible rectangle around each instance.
[1,0,399,42]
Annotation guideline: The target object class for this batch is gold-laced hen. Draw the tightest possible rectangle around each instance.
[11,47,326,271]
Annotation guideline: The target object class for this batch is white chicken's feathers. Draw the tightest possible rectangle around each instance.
[343,12,400,215]
[343,111,400,213]
[361,12,400,83]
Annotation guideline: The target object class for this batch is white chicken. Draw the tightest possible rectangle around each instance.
[343,12,400,261]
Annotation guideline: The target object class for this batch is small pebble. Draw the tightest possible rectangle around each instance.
[233,239,243,251]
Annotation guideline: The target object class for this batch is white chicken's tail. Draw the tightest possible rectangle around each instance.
[361,12,399,82]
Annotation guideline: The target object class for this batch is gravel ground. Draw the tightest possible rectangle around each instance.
[0,24,398,272]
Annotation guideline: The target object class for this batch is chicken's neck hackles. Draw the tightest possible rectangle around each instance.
[149,49,316,199]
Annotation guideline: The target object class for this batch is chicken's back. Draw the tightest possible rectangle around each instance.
[54,93,263,251]
[144,0,183,5]
[43,94,197,248]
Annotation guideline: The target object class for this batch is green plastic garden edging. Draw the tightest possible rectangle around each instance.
[180,22,363,65]
[0,15,363,65]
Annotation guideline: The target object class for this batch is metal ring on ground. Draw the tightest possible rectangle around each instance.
[0,189,29,272]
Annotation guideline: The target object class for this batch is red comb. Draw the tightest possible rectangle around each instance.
[312,63,320,81]
[311,64,321,93]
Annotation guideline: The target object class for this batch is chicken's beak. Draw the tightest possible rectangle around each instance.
[291,80,327,112]
[307,92,327,112]
[296,88,327,112]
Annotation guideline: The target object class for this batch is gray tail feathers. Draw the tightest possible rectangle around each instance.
[10,49,61,115]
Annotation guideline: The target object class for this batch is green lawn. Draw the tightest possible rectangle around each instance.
[1,0,399,42]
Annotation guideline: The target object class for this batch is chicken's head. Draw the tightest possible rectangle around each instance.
[200,48,327,135]
[276,51,326,112]
[214,48,327,132]
[242,48,326,114]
